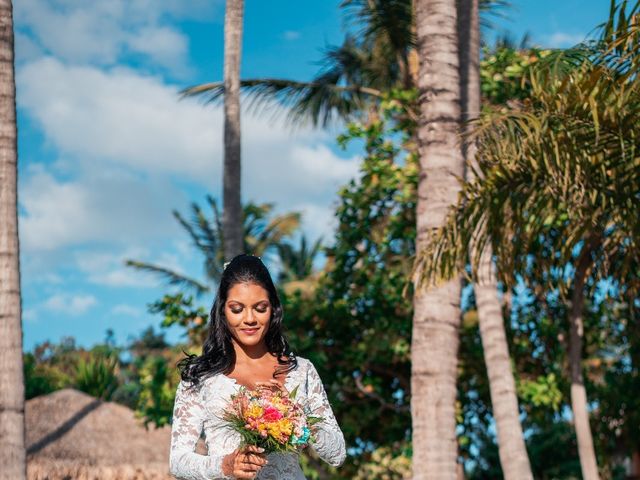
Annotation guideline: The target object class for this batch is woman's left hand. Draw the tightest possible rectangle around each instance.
[255,379,289,397]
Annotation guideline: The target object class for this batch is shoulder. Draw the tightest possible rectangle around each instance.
[292,356,316,374]
[177,373,224,396]
[291,356,322,381]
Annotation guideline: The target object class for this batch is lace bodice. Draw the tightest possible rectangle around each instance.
[169,357,346,480]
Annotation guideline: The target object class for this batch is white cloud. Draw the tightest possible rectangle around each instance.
[18,58,359,245]
[14,31,42,63]
[13,0,214,74]
[127,26,190,73]
[20,164,183,252]
[25,271,64,285]
[111,304,143,317]
[243,141,360,208]
[298,202,339,243]
[544,32,586,48]
[18,58,219,179]
[23,308,38,323]
[283,31,301,41]
[44,293,98,315]
[74,248,158,288]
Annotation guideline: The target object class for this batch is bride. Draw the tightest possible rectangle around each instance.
[169,254,346,479]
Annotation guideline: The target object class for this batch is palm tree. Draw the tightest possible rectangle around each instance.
[126,198,300,295]
[459,0,533,478]
[0,0,25,478]
[416,3,640,479]
[412,0,465,477]
[276,236,323,284]
[222,0,244,259]
[183,0,508,127]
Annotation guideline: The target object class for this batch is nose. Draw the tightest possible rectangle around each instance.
[243,309,258,325]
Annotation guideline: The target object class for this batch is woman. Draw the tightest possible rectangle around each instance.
[169,254,346,480]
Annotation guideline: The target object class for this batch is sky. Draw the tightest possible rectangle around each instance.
[15,0,612,351]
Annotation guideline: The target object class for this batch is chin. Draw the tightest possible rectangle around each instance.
[235,330,267,346]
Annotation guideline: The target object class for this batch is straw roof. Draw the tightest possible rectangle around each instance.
[26,388,174,480]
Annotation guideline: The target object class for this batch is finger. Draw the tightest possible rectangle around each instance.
[256,380,286,393]
[239,462,261,473]
[245,453,267,466]
[254,381,274,389]
[243,445,266,454]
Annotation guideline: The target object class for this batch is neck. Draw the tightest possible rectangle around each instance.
[232,339,269,363]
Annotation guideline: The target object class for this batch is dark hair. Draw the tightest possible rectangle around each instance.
[177,254,296,388]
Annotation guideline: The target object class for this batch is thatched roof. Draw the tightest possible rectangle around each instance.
[26,389,173,480]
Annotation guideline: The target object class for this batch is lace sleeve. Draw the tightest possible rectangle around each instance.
[305,362,347,467]
[169,380,230,480]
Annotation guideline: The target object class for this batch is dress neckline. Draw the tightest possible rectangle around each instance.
[222,358,300,391]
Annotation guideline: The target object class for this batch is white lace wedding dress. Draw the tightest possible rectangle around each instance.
[169,357,346,480]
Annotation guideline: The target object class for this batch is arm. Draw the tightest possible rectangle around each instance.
[169,380,230,480]
[305,362,347,467]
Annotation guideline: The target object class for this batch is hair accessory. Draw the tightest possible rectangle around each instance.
[223,261,230,270]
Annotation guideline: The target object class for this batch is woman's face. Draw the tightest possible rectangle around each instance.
[224,282,272,349]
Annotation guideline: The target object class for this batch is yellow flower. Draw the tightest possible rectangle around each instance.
[267,419,293,442]
[245,404,264,420]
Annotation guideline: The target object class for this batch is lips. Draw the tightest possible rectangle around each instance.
[240,328,260,336]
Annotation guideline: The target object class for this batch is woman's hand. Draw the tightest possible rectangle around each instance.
[221,446,267,479]
[255,379,289,397]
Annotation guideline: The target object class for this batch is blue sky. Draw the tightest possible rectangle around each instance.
[15,0,611,351]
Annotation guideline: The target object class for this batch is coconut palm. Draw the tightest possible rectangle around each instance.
[411,0,466,477]
[183,0,509,127]
[222,0,244,259]
[459,0,533,478]
[415,3,640,479]
[276,236,323,284]
[126,198,300,295]
[0,1,25,478]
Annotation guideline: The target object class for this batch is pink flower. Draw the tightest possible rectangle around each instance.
[262,406,283,422]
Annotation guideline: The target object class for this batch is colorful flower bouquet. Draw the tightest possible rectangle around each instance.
[222,386,322,454]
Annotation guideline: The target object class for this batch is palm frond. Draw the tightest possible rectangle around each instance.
[341,0,414,85]
[124,260,210,296]
[415,7,640,290]
[182,77,382,128]
[277,236,324,283]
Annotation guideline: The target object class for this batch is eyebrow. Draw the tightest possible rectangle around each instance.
[226,299,270,306]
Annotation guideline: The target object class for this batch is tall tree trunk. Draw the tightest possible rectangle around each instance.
[570,249,600,480]
[458,1,534,478]
[222,0,244,259]
[0,1,25,478]
[412,1,464,478]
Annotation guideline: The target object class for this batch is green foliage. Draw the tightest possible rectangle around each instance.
[517,373,563,410]
[75,353,119,401]
[277,235,323,284]
[480,47,551,105]
[280,92,418,477]
[23,352,71,399]
[135,355,180,428]
[353,444,412,480]
[184,1,511,127]
[149,293,209,348]
[417,3,640,294]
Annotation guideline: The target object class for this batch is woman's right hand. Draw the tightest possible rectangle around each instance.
[221,446,267,479]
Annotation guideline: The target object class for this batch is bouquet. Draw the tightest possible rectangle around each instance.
[222,385,321,454]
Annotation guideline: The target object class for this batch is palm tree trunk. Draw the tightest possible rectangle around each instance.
[0,1,25,478]
[570,249,600,480]
[458,1,533,478]
[412,1,464,478]
[222,0,244,259]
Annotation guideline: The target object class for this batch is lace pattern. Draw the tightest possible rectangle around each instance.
[169,357,346,480]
